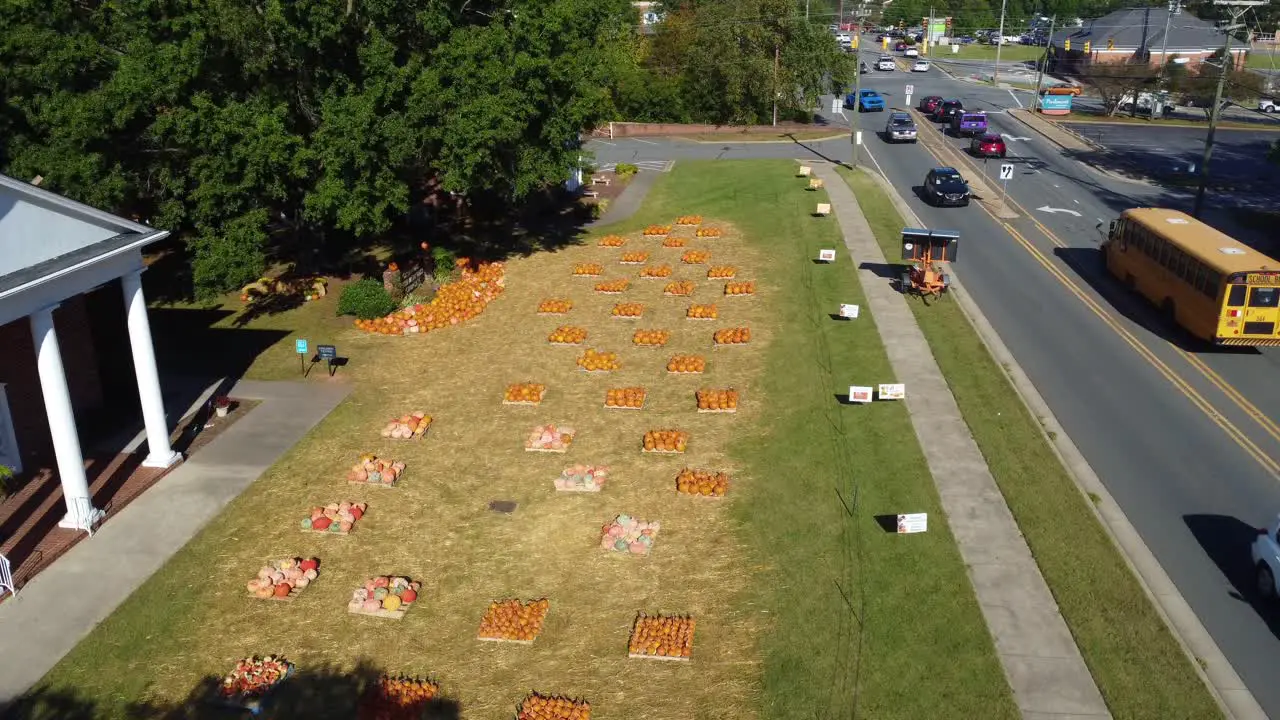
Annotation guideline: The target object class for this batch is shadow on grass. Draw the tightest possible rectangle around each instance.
[149,308,291,381]
[1,661,461,720]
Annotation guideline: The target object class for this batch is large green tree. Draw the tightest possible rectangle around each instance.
[0,0,633,297]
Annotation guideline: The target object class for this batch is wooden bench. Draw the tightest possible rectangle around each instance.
[582,189,600,199]
[592,176,611,186]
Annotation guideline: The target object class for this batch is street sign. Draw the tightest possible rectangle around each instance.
[295,338,308,355]
[999,164,1014,180]
[905,84,914,95]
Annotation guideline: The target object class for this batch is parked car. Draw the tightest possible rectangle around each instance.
[1046,83,1082,96]
[1251,514,1280,599]
[1260,98,1278,113]
[877,56,897,71]
[853,89,885,112]
[884,112,918,143]
[931,99,964,122]
[912,59,930,72]
[950,111,988,137]
[970,132,1007,158]
[904,46,920,57]
[860,60,871,73]
[923,167,971,207]
[836,32,852,46]
[919,95,943,114]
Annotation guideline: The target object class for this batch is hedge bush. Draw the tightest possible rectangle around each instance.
[337,278,397,319]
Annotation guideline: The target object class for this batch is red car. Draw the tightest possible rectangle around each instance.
[970,132,1007,158]
[894,41,909,51]
[918,95,943,114]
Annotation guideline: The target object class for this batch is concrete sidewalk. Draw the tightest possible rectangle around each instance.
[0,378,351,705]
[589,168,661,228]
[811,162,1112,720]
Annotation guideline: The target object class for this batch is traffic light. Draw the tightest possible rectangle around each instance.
[1084,40,1091,54]
[1107,38,1115,50]
[1064,38,1071,51]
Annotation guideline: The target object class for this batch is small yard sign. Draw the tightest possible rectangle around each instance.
[295,339,308,376]
[847,386,874,404]
[839,304,860,319]
[818,249,837,263]
[877,383,906,400]
[897,513,928,534]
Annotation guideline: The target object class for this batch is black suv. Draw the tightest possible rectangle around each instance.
[931,99,964,122]
[923,167,970,207]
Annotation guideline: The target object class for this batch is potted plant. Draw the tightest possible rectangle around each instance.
[214,396,232,418]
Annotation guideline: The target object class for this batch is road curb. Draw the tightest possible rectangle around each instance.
[856,164,1266,720]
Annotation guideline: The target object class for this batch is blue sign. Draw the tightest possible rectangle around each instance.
[295,339,308,355]
[1039,94,1073,112]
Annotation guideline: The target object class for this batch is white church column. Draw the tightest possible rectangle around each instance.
[121,269,181,469]
[29,305,104,528]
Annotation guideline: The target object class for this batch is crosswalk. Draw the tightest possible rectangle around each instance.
[596,160,674,173]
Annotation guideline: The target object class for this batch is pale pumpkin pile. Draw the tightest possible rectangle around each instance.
[620,251,649,264]
[605,387,646,409]
[666,354,706,374]
[661,236,686,248]
[639,264,672,278]
[642,225,671,236]
[676,468,730,497]
[347,454,406,486]
[526,424,576,452]
[663,280,695,297]
[505,383,547,404]
[675,215,703,226]
[600,514,659,555]
[681,250,710,265]
[246,558,320,600]
[724,281,756,296]
[302,502,367,534]
[577,349,620,372]
[611,303,643,318]
[517,693,591,720]
[713,327,751,345]
[628,613,696,659]
[348,576,419,617]
[538,298,573,314]
[572,263,602,277]
[380,412,430,439]
[219,655,293,699]
[643,430,689,453]
[477,598,550,642]
[696,388,739,412]
[594,279,629,294]
[632,329,670,347]
[555,464,609,492]
[706,266,736,279]
[695,227,723,238]
[353,262,504,336]
[598,234,626,247]
[356,675,442,720]
[548,326,587,345]
[686,304,717,319]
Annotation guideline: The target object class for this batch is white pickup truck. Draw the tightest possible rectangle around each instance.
[1251,514,1280,598]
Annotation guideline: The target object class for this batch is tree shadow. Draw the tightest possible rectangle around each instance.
[2,660,462,720]
[148,308,291,380]
[1184,514,1280,640]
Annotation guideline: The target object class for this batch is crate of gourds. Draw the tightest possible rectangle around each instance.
[611,302,644,319]
[681,250,710,265]
[676,468,729,497]
[598,235,626,247]
[640,264,672,279]
[555,464,608,492]
[713,327,751,346]
[643,225,671,236]
[695,227,723,238]
[504,383,547,405]
[517,694,591,720]
[477,598,549,644]
[600,514,659,555]
[215,655,294,711]
[246,558,320,600]
[706,266,736,279]
[666,355,706,374]
[686,304,717,320]
[633,329,670,347]
[348,454,406,487]
[643,430,689,453]
[572,263,602,277]
[302,502,367,534]
[577,349,621,372]
[356,675,442,720]
[663,281,695,297]
[675,215,703,226]
[696,388,739,413]
[724,281,756,296]
[381,413,430,439]
[526,424,576,452]
[661,236,687,248]
[594,279,629,294]
[538,299,572,315]
[548,326,587,345]
[628,613,695,660]
[605,387,646,409]
[619,251,649,265]
[347,576,420,619]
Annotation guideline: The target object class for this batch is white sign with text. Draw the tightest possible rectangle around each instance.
[897,513,928,534]
[839,303,860,319]
[818,249,837,262]
[848,386,874,404]
[877,383,906,400]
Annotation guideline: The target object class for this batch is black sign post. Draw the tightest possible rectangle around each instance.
[317,344,338,377]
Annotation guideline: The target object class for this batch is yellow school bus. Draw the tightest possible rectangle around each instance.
[1103,208,1280,346]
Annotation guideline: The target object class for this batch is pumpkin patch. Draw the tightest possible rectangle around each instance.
[348,454,406,487]
[572,264,603,277]
[706,266,737,279]
[686,304,717,319]
[347,576,420,619]
[611,302,644,318]
[642,225,671,236]
[525,424,576,452]
[504,383,547,405]
[594,279,629,294]
[555,465,609,492]
[695,227,723,238]
[628,613,695,660]
[663,280,695,297]
[302,502,367,534]
[517,693,591,720]
[548,326,588,345]
[356,675,442,720]
[666,354,706,374]
[353,262,504,336]
[219,655,293,702]
[576,349,621,372]
[477,598,550,643]
[642,430,689,453]
[660,236,687,248]
[696,388,739,413]
[676,468,730,497]
[381,412,431,440]
[681,250,710,265]
[713,327,751,345]
[632,329,670,347]
[619,251,649,264]
[246,558,320,600]
[605,387,646,409]
[675,215,703,226]
[639,264,672,279]
[600,514,659,555]
[538,299,573,314]
[597,234,626,247]
[724,281,756,296]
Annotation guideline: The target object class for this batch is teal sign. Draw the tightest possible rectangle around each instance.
[295,339,308,354]
[1040,94,1073,112]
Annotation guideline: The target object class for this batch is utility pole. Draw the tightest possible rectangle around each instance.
[840,0,845,29]
[992,0,1010,86]
[1032,14,1056,111]
[806,0,810,21]
[1192,0,1267,218]
[772,43,780,127]
[1157,0,1181,81]
[852,34,863,168]
[927,6,934,56]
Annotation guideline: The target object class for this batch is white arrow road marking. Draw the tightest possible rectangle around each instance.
[1004,136,1032,141]
[1037,205,1082,217]
[631,139,659,145]
[1008,90,1024,108]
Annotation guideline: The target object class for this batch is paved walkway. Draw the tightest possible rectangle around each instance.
[811,162,1112,720]
[588,167,661,227]
[0,378,351,705]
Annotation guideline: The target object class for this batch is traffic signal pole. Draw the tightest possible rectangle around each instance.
[851,33,862,169]
[1032,15,1056,111]
[992,0,1009,86]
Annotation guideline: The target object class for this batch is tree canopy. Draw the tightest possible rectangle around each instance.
[0,0,633,297]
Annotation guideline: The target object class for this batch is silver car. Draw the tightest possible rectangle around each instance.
[885,112,917,143]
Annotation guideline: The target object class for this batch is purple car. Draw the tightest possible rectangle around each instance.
[950,112,988,137]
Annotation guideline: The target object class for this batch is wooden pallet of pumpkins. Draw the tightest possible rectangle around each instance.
[348,454,406,487]
[600,514,659,555]
[526,424,576,452]
[619,251,648,265]
[695,227,723,238]
[611,303,644,319]
[642,430,688,454]
[594,279,629,294]
[538,299,573,315]
[347,576,420,619]
[676,468,729,497]
[555,465,608,492]
[504,383,547,405]
[686,304,717,320]
[476,598,550,644]
[598,235,626,247]
[628,613,695,660]
[381,413,431,439]
[302,502,367,534]
[639,265,672,279]
[706,266,736,279]
[605,387,646,410]
[713,327,751,346]
[356,675,443,720]
[696,388,739,413]
[723,281,756,296]
[666,355,706,374]
[661,236,687,248]
[246,558,320,600]
[577,350,620,372]
[642,225,671,236]
[663,281,695,297]
[517,694,590,720]
[675,215,703,226]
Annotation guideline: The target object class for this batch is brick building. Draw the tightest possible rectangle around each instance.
[1053,7,1247,69]
[0,173,180,529]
